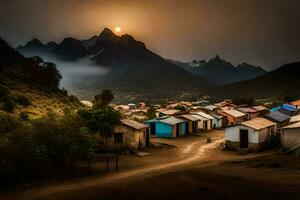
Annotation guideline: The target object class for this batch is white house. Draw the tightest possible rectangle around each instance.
[211,114,225,129]
[281,122,300,153]
[194,112,213,130]
[191,114,211,131]
[225,117,276,152]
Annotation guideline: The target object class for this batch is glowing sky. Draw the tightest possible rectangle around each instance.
[0,0,300,69]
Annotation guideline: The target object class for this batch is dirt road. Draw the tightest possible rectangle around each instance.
[1,133,300,200]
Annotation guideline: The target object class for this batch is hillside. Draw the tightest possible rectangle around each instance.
[0,38,83,118]
[17,28,213,103]
[168,56,266,85]
[212,62,300,100]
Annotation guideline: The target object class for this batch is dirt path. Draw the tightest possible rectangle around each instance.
[0,135,291,200]
[1,138,227,200]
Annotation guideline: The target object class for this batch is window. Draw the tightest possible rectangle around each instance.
[114,133,123,143]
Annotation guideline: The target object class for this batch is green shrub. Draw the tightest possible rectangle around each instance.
[2,98,16,112]
[15,95,31,106]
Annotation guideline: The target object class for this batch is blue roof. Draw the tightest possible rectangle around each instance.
[271,106,281,112]
[265,111,290,123]
[282,104,297,111]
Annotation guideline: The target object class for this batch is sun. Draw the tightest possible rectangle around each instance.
[114,26,122,33]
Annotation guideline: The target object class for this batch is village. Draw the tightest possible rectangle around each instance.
[91,98,300,156]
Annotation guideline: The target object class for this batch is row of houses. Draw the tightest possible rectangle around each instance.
[109,99,300,152]
[225,102,300,153]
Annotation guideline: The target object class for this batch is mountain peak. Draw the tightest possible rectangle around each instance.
[25,38,44,48]
[99,28,117,40]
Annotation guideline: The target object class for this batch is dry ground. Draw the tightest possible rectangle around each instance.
[1,130,300,200]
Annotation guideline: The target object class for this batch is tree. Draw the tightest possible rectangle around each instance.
[146,105,156,119]
[2,98,15,112]
[93,90,114,109]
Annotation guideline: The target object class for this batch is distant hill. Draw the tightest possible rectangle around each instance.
[212,62,300,100]
[168,56,266,85]
[0,38,82,117]
[17,28,213,103]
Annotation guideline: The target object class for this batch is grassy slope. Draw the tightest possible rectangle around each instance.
[0,73,83,118]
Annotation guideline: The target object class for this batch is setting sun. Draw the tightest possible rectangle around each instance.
[114,26,121,33]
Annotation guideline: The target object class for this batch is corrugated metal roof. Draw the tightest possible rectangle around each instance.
[191,114,209,121]
[211,114,224,120]
[160,116,185,125]
[160,109,181,115]
[289,114,300,123]
[204,105,218,111]
[253,105,267,111]
[196,112,214,120]
[282,121,300,129]
[242,118,276,130]
[223,109,246,118]
[282,104,297,111]
[121,119,149,130]
[265,111,290,123]
[238,107,258,113]
[179,115,199,122]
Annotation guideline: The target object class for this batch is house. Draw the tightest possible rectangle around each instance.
[191,114,211,131]
[144,116,186,138]
[192,100,210,106]
[113,119,150,150]
[195,112,213,130]
[225,118,276,152]
[237,107,259,120]
[80,100,93,107]
[281,122,300,153]
[128,103,137,110]
[264,111,290,128]
[178,115,199,134]
[278,104,297,116]
[220,109,247,126]
[211,113,226,129]
[204,105,218,112]
[289,114,300,124]
[252,105,268,116]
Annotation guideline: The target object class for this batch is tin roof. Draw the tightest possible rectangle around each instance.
[204,105,218,111]
[282,104,297,111]
[159,109,181,115]
[252,105,267,111]
[242,118,276,130]
[191,114,209,121]
[282,121,300,129]
[265,111,290,123]
[160,116,185,125]
[223,109,246,118]
[238,107,258,113]
[211,113,224,120]
[179,115,199,122]
[291,99,300,107]
[121,119,149,130]
[196,112,214,120]
[289,114,300,123]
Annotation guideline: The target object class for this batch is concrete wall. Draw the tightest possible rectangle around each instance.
[212,118,223,129]
[225,124,275,151]
[281,128,300,151]
[114,125,147,150]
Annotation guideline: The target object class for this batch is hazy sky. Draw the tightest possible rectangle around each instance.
[0,0,300,70]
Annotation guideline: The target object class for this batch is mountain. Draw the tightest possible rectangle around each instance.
[0,38,82,117]
[17,28,213,103]
[169,56,266,85]
[213,62,300,100]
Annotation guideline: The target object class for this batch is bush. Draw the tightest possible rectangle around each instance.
[0,112,97,186]
[15,95,31,106]
[0,85,8,100]
[19,112,29,121]
[2,98,16,112]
